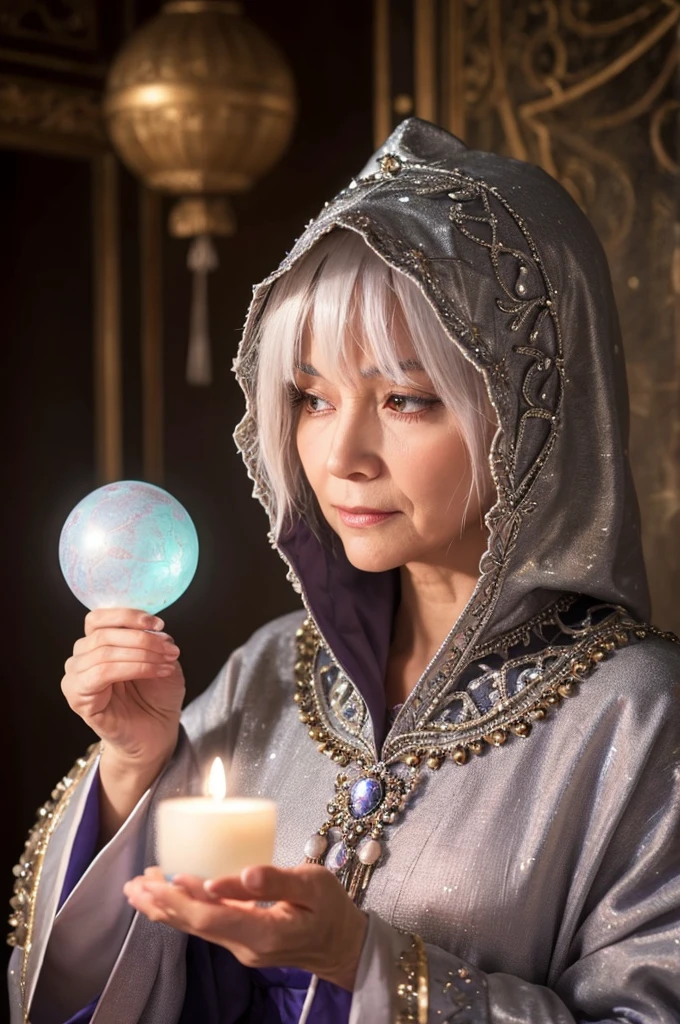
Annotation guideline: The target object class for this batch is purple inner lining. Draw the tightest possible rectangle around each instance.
[279,519,399,745]
[59,770,101,910]
[55,771,351,1024]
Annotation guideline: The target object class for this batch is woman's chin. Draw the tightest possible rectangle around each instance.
[339,536,407,574]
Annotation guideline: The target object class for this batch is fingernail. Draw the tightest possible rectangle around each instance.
[165,874,175,883]
[158,665,174,677]
[242,867,265,891]
[143,615,164,630]
[164,644,180,658]
[203,882,219,900]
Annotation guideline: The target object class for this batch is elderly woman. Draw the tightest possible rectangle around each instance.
[9,119,680,1024]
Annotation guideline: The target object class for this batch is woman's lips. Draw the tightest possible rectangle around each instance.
[335,506,397,528]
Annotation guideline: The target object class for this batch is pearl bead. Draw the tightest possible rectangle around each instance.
[357,838,382,865]
[304,833,328,859]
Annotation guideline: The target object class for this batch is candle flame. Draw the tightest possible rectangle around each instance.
[208,757,226,801]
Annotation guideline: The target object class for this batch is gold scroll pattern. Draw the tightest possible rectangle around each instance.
[0,74,103,143]
[0,0,97,51]
[452,0,680,633]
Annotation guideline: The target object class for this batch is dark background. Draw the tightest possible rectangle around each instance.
[1,0,373,988]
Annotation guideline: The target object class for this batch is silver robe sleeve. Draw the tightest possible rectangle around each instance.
[349,664,680,1024]
[8,642,248,1024]
[9,616,680,1023]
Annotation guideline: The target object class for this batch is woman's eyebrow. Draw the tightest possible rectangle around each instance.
[295,362,321,377]
[360,359,426,379]
[294,359,426,380]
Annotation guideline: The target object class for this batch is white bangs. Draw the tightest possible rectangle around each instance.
[254,229,497,538]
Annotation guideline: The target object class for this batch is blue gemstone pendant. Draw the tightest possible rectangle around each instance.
[349,777,384,819]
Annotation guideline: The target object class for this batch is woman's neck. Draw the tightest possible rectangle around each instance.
[385,524,487,707]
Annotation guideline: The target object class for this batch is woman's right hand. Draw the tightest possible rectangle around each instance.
[62,608,185,772]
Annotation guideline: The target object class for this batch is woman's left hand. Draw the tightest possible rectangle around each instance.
[123,863,368,990]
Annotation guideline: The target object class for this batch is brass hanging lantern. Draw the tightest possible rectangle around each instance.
[103,0,296,384]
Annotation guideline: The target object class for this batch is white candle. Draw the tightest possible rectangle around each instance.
[157,758,277,880]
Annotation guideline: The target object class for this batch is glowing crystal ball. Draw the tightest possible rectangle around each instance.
[59,481,199,614]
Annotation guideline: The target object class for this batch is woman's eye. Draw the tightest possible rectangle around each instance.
[303,392,333,413]
[385,393,437,414]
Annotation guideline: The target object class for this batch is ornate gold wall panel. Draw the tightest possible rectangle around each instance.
[0,72,123,484]
[374,0,680,632]
[0,0,161,484]
[0,0,97,50]
[0,0,112,78]
[0,74,103,155]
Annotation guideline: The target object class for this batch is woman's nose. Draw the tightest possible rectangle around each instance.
[326,408,381,480]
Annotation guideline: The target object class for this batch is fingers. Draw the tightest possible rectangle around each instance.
[66,644,179,676]
[207,865,317,909]
[124,877,177,923]
[63,623,180,709]
[170,874,224,902]
[125,875,263,938]
[126,864,366,985]
[84,609,164,637]
[74,628,175,657]
[144,866,167,882]
[62,656,177,701]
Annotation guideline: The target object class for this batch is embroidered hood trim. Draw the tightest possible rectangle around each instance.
[233,118,649,743]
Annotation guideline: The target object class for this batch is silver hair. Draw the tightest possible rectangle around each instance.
[254,229,497,539]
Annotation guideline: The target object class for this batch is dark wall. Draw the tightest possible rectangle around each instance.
[1,0,373,986]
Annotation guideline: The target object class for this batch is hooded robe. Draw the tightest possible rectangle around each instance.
[8,119,680,1024]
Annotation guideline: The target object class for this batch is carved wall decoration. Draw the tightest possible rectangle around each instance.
[458,1,679,246]
[0,4,118,482]
[375,0,680,632]
[0,0,97,51]
[0,74,103,144]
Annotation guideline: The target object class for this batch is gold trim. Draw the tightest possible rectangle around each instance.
[373,0,391,148]
[414,0,437,123]
[294,608,668,768]
[8,745,100,1019]
[93,154,123,483]
[140,186,165,484]
[413,934,429,1024]
[396,933,429,1023]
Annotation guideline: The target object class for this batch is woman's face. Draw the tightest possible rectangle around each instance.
[294,327,488,574]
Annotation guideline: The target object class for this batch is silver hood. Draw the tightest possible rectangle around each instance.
[233,118,648,737]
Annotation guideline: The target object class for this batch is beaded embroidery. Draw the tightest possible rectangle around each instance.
[234,126,569,752]
[396,934,429,1023]
[7,743,100,1011]
[296,600,675,902]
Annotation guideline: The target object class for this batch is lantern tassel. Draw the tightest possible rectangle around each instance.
[186,233,219,386]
